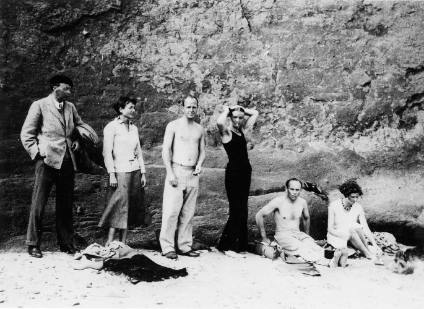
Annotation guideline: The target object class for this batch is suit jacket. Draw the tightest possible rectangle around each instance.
[20,94,86,170]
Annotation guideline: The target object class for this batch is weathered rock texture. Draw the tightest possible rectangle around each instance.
[1,0,424,246]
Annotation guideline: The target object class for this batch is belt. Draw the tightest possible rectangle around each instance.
[171,161,195,169]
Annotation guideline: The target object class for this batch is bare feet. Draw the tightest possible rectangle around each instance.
[339,248,350,267]
[329,249,342,268]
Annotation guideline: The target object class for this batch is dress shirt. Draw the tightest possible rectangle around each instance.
[103,117,146,174]
[50,94,71,160]
[51,95,63,110]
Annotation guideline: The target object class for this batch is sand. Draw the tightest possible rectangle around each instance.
[0,248,423,309]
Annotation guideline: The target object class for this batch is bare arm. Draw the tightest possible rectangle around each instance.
[135,129,146,187]
[216,105,231,138]
[358,207,378,247]
[301,200,311,235]
[243,107,259,133]
[135,131,146,174]
[102,123,118,187]
[162,122,176,180]
[194,127,206,175]
[255,198,280,243]
[20,101,42,160]
[327,203,350,239]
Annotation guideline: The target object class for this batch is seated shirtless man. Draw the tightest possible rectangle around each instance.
[255,178,326,264]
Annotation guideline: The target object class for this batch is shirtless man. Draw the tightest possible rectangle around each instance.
[159,95,206,259]
[255,178,326,264]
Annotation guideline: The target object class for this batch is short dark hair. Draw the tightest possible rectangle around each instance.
[183,95,198,106]
[113,96,137,115]
[339,179,363,197]
[229,106,245,117]
[49,75,73,90]
[285,177,303,189]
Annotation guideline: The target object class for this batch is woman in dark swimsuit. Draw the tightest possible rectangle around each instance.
[216,104,259,257]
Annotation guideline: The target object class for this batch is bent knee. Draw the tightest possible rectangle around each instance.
[348,227,361,236]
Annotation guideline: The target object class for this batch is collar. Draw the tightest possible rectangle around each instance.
[116,116,133,126]
[341,198,353,211]
[50,94,64,110]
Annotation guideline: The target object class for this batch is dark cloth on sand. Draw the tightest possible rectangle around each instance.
[103,254,188,283]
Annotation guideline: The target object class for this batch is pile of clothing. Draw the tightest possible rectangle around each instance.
[373,232,401,255]
[73,242,188,283]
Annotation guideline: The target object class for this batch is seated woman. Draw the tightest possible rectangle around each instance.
[327,179,382,266]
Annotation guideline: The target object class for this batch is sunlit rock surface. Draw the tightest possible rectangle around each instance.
[1,0,423,246]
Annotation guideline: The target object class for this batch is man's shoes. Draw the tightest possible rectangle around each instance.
[59,245,77,255]
[178,250,200,257]
[28,246,43,258]
[162,251,178,260]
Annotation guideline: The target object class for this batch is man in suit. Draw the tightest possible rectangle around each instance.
[21,75,86,258]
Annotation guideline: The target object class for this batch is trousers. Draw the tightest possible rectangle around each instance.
[159,164,199,254]
[26,158,75,247]
[217,167,251,252]
[275,230,324,263]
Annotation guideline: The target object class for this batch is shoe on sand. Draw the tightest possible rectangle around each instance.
[223,250,246,258]
[300,263,321,276]
[59,245,77,255]
[72,256,103,270]
[178,250,200,257]
[302,268,321,277]
[283,254,305,264]
[162,251,178,260]
[28,246,42,258]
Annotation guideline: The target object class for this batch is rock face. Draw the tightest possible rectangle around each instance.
[1,0,424,246]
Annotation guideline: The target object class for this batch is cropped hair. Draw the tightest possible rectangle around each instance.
[229,106,245,117]
[183,95,198,106]
[285,177,303,189]
[339,179,363,197]
[49,75,73,90]
[112,96,137,115]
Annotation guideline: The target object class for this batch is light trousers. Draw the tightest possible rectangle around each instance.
[275,230,324,263]
[159,164,199,254]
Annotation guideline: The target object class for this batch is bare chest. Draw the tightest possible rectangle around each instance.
[175,127,202,144]
[276,204,303,220]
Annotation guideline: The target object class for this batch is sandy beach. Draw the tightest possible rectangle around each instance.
[0,248,423,309]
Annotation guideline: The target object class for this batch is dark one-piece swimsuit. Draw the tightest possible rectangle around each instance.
[217,130,252,252]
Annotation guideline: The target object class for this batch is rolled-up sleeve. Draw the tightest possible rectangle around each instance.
[135,132,146,174]
[103,123,116,173]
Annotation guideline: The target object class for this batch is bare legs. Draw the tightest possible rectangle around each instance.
[106,228,127,246]
[348,228,373,259]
